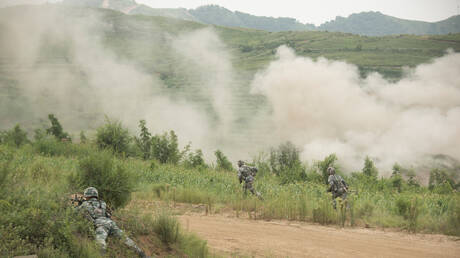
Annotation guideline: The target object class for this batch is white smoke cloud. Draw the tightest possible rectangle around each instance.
[2,6,459,174]
[250,46,460,174]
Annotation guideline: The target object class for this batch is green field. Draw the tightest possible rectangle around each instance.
[1,129,459,256]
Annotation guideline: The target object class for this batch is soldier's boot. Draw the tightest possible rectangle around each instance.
[124,237,149,258]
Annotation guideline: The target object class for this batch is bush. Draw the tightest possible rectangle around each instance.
[80,131,87,144]
[152,210,180,245]
[215,150,233,171]
[0,173,98,258]
[269,142,306,184]
[183,149,207,168]
[151,131,181,164]
[317,154,338,184]
[69,150,135,209]
[429,168,455,193]
[96,118,131,155]
[1,124,29,147]
[362,156,378,179]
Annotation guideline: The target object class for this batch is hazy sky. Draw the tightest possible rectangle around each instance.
[136,0,459,25]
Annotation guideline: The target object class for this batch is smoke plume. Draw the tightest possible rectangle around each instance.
[250,46,460,173]
[1,5,459,174]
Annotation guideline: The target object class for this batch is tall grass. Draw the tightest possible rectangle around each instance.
[0,144,211,257]
[137,160,460,236]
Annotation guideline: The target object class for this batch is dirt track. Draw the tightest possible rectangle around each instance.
[179,213,460,258]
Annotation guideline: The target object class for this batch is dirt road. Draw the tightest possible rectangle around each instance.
[179,213,460,258]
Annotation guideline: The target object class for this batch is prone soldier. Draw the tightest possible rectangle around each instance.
[75,187,148,257]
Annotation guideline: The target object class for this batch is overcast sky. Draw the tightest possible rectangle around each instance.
[136,0,459,25]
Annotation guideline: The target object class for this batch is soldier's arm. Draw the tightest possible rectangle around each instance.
[327,176,334,192]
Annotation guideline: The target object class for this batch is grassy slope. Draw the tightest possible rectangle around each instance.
[0,143,210,257]
[2,5,459,79]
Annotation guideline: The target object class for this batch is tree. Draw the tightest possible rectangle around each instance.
[269,142,306,184]
[79,131,87,144]
[215,150,233,171]
[46,114,71,141]
[2,124,29,147]
[429,168,454,191]
[391,163,403,192]
[362,156,378,179]
[135,120,152,160]
[151,130,181,164]
[96,118,131,155]
[183,149,207,168]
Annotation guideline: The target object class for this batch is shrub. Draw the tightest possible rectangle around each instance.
[0,174,98,258]
[80,131,87,144]
[46,114,71,141]
[33,128,45,141]
[69,150,135,209]
[317,154,338,184]
[215,150,233,171]
[269,142,306,183]
[2,124,29,147]
[429,168,455,192]
[183,149,207,168]
[96,118,131,155]
[152,210,180,245]
[151,130,181,164]
[362,156,378,179]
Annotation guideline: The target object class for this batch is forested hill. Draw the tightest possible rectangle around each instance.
[188,5,315,32]
[57,0,460,35]
[319,11,460,36]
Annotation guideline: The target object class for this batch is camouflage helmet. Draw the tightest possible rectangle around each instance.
[238,160,244,167]
[327,166,336,175]
[83,187,98,198]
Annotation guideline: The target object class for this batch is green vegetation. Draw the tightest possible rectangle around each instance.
[96,118,131,155]
[0,117,459,256]
[0,120,211,257]
[46,114,71,141]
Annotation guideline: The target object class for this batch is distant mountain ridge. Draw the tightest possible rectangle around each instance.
[319,11,460,36]
[21,0,460,35]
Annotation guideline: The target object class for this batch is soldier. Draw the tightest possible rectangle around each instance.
[327,167,348,209]
[237,160,263,200]
[77,187,148,258]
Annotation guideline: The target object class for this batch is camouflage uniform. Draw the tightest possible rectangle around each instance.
[77,187,146,257]
[327,168,348,209]
[238,161,262,199]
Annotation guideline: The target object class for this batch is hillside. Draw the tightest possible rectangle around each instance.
[319,11,460,36]
[1,4,459,132]
[189,5,315,32]
[59,0,460,35]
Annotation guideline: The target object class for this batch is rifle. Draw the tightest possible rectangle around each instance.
[70,193,84,207]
